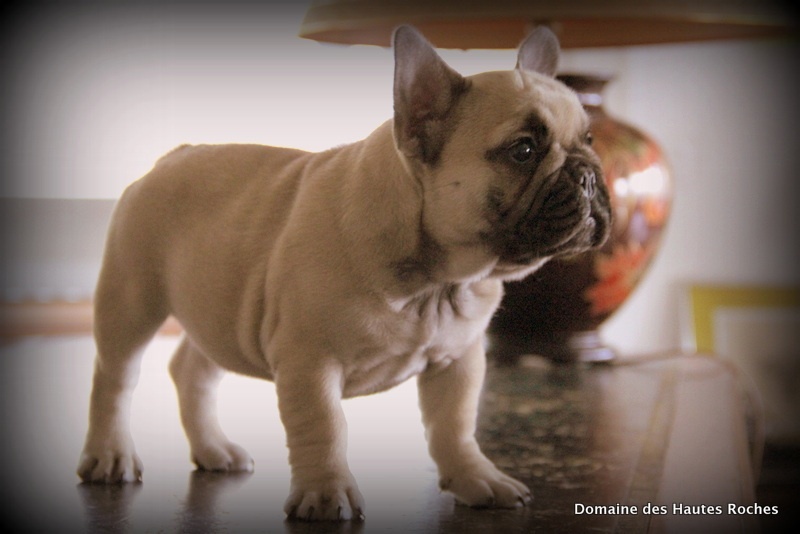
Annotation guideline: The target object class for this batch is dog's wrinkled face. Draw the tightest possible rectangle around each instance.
[434,71,610,269]
[476,73,610,266]
[393,26,611,280]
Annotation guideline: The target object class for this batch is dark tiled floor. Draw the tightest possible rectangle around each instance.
[0,337,782,532]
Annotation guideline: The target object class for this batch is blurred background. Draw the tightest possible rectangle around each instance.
[2,0,798,354]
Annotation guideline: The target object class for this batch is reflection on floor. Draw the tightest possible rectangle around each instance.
[0,336,452,533]
[2,336,797,532]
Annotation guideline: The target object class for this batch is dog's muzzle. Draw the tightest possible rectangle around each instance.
[490,155,611,265]
[579,167,596,200]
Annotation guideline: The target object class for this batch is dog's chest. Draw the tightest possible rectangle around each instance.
[341,282,500,398]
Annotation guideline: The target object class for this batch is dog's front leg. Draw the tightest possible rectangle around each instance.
[276,357,365,521]
[418,341,532,508]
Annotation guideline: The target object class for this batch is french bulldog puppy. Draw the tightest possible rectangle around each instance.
[77,25,610,522]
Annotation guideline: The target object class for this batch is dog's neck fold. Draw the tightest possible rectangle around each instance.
[335,121,496,298]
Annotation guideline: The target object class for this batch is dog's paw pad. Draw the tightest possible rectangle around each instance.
[192,441,254,472]
[77,450,143,484]
[284,480,365,521]
[443,466,531,509]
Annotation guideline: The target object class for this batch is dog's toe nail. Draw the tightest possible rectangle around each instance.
[287,505,298,519]
[306,506,315,521]
[355,508,366,522]
[337,506,343,521]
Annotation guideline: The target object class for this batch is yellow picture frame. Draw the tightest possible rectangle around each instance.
[688,285,800,353]
[687,284,800,446]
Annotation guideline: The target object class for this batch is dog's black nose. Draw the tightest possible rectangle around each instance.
[580,169,596,199]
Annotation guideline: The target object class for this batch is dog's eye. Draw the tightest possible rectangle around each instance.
[585,131,593,146]
[509,138,535,163]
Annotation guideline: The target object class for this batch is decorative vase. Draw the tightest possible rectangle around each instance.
[488,73,673,364]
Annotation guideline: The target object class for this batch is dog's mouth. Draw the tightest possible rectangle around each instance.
[486,154,611,265]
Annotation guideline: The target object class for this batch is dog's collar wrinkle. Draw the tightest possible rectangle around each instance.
[390,223,443,285]
[400,283,464,320]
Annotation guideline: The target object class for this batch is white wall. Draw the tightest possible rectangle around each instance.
[3,1,799,354]
[599,40,800,353]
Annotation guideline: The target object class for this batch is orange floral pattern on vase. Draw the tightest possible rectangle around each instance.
[585,243,651,317]
[488,74,673,363]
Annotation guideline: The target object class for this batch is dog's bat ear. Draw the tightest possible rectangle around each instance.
[392,25,467,165]
[516,26,560,77]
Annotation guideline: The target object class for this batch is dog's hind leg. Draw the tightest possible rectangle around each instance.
[76,260,166,484]
[169,338,254,472]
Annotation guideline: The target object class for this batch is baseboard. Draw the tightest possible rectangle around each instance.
[0,300,182,338]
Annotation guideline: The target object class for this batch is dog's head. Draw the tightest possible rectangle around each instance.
[392,25,611,281]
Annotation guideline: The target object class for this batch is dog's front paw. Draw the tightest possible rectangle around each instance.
[440,463,531,509]
[284,474,365,521]
[77,439,143,484]
[191,440,254,472]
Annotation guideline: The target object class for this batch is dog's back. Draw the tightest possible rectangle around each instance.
[94,143,310,377]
